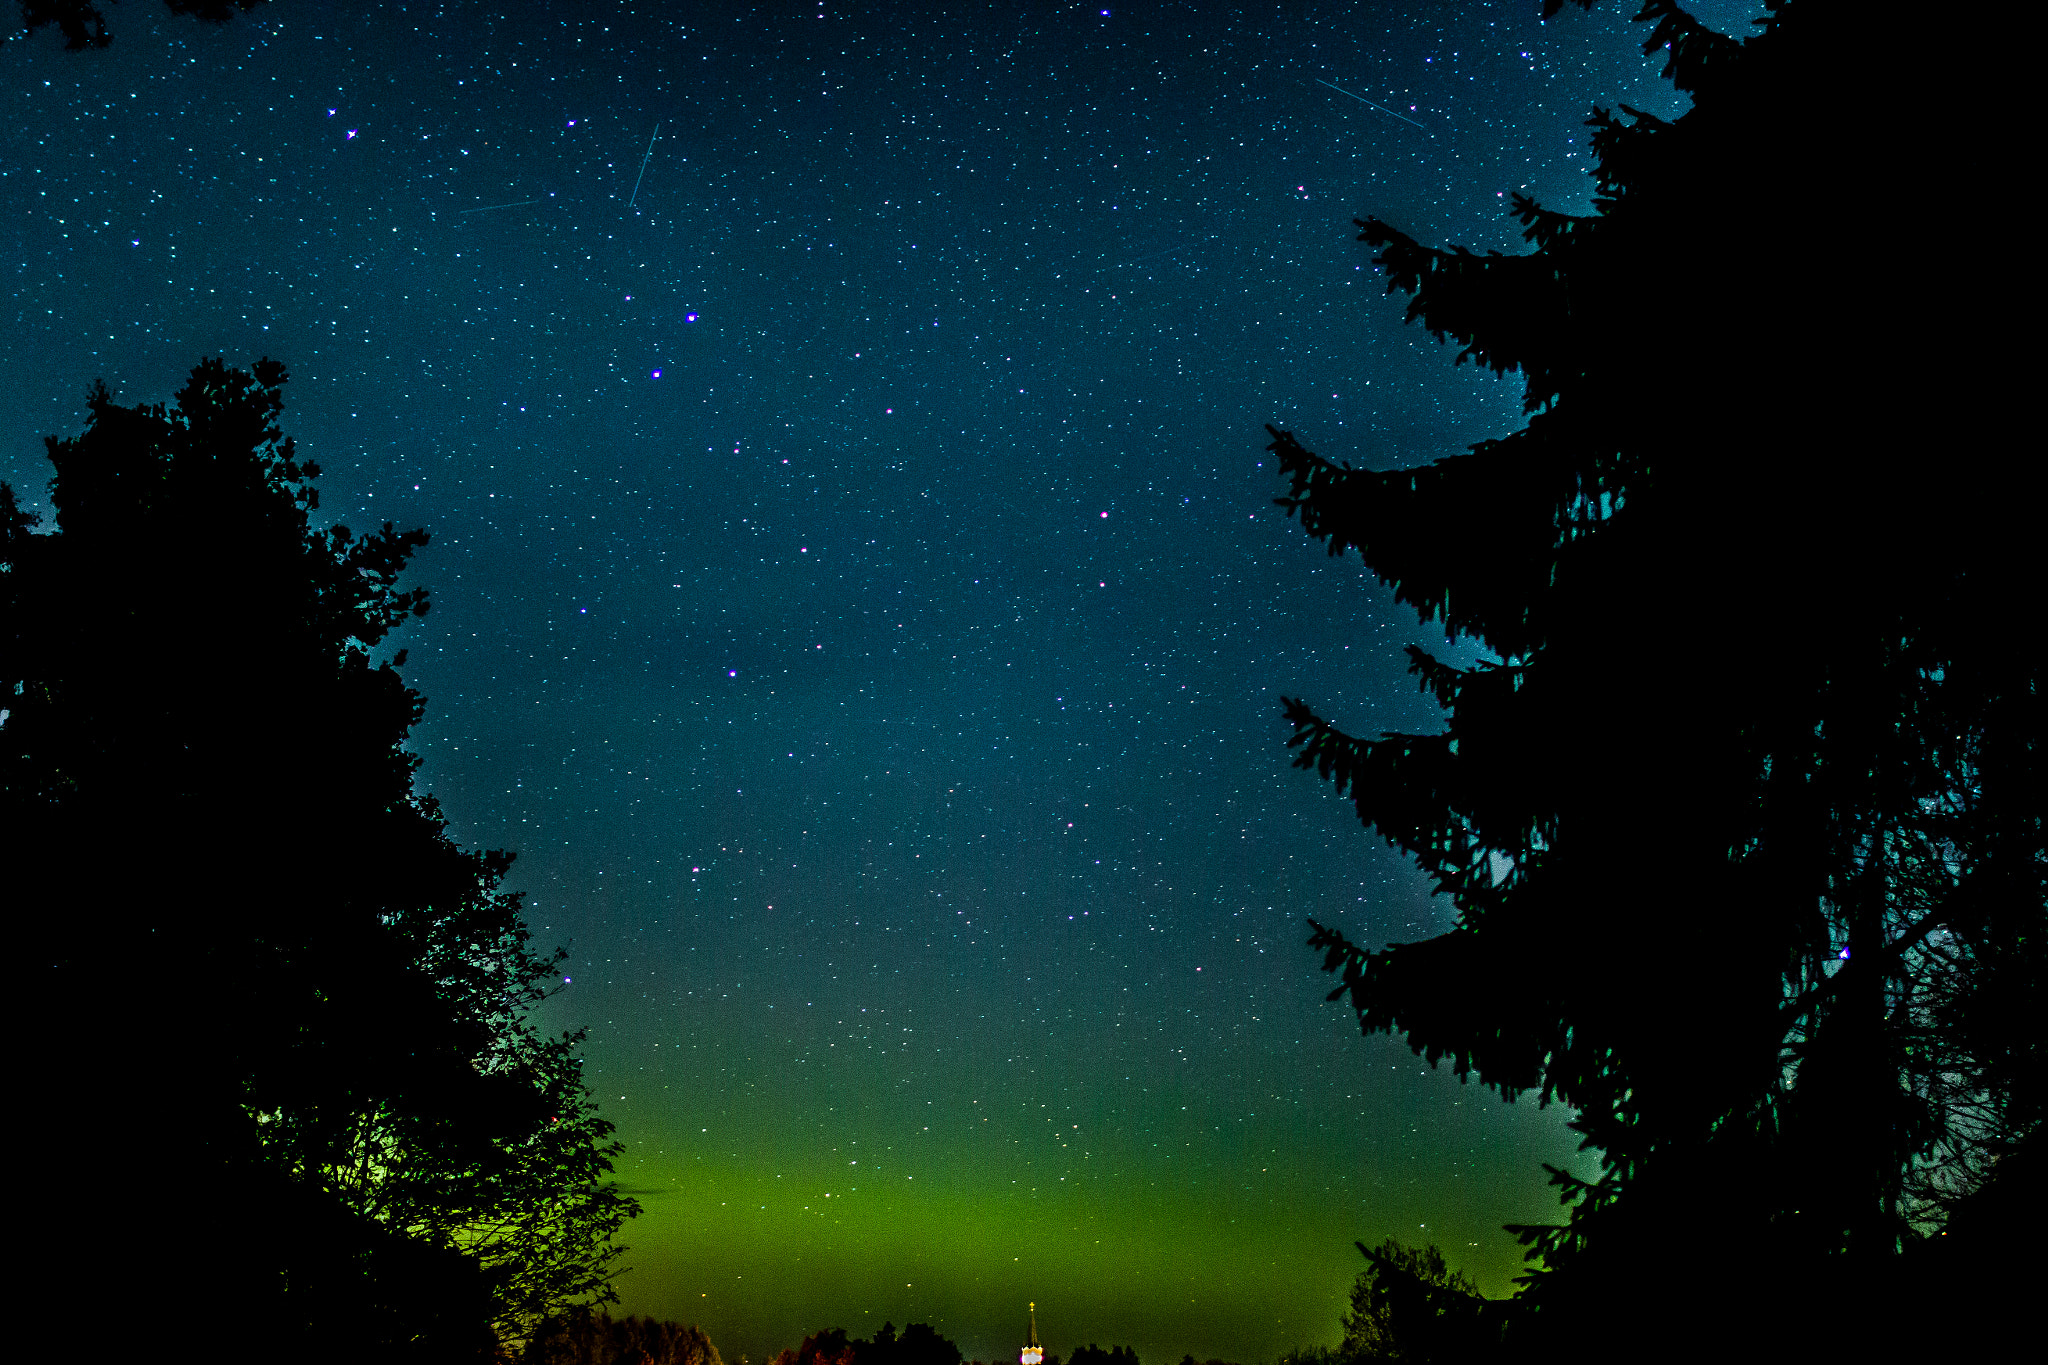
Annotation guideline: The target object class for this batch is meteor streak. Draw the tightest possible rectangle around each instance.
[459,198,542,214]
[1315,79,1426,128]
[628,123,660,208]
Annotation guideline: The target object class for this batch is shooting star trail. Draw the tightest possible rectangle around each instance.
[460,198,542,214]
[1315,79,1426,129]
[628,123,660,208]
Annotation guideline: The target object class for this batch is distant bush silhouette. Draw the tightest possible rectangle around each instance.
[1252,0,2039,1357]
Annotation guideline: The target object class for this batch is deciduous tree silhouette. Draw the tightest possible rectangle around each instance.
[19,0,265,50]
[1340,1240,1501,1365]
[877,1321,967,1365]
[2,359,635,1361]
[1257,1,2039,1356]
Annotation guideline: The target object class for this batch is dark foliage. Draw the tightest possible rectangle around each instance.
[1260,1,2039,1356]
[1340,1240,1503,1365]
[781,1327,859,1365]
[868,1321,968,1365]
[3,360,635,1359]
[522,1308,723,1365]
[19,0,263,50]
[770,1323,966,1365]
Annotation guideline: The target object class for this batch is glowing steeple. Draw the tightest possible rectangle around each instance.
[1020,1303,1043,1365]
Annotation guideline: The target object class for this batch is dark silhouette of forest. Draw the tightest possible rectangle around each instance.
[766,1323,1145,1365]
[771,1320,969,1365]
[1263,0,2039,1359]
[522,1308,726,1365]
[1069,1345,1140,1365]
[2,361,635,1361]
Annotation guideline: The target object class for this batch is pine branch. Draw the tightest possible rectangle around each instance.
[1267,421,1596,656]
[1305,915,1560,1099]
[1280,696,1520,910]
[1631,0,1747,94]
[1510,193,1599,252]
[1543,0,1753,96]
[1355,219,1573,395]
[1584,105,1672,210]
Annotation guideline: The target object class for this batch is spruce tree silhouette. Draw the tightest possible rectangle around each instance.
[1260,2,2039,1357]
[2,359,634,1361]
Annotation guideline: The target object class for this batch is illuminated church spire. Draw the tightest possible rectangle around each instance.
[1020,1303,1043,1365]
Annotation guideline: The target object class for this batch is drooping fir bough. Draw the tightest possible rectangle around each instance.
[1263,1,2039,1351]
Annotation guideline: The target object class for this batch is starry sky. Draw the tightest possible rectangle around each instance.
[3,1,1759,1359]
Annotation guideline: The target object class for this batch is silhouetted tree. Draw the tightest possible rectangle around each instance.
[3,359,635,1359]
[843,1322,965,1365]
[20,0,264,50]
[1259,1,2039,1356]
[771,1327,857,1365]
[886,1323,967,1365]
[1340,1240,1501,1364]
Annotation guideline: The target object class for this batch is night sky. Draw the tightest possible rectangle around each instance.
[4,2,1757,1359]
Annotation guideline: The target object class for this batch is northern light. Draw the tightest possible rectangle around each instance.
[0,1,1759,1360]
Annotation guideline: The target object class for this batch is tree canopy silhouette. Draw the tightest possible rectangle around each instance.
[1261,1,2039,1354]
[1338,1240,1501,1365]
[2,358,634,1360]
[522,1308,724,1365]
[1066,1345,1138,1365]
[20,0,264,50]
[768,1321,967,1365]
